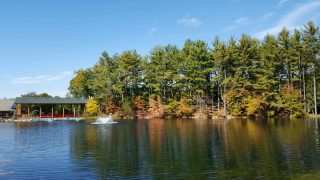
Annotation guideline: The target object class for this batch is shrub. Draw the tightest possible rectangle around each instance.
[225,88,249,116]
[245,96,263,116]
[85,99,99,116]
[105,100,121,114]
[121,99,133,119]
[165,100,178,118]
[148,96,165,118]
[134,96,146,118]
[176,98,193,118]
[165,98,193,118]
[134,96,145,111]
[279,85,304,118]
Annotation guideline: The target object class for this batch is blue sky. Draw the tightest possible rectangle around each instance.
[0,0,319,98]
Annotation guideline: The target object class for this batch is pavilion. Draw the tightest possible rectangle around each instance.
[14,97,87,119]
[0,99,15,118]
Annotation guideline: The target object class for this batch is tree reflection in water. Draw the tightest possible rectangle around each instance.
[70,119,320,179]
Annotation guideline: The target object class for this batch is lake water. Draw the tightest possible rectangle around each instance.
[1,118,320,179]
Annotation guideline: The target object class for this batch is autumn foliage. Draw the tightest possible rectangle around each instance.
[148,96,165,118]
[279,85,304,118]
[165,98,194,118]
[69,21,319,119]
[85,99,99,116]
[134,96,146,118]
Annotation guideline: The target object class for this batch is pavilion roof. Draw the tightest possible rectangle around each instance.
[0,99,15,111]
[14,97,87,104]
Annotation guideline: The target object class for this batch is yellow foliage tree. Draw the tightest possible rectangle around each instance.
[279,85,304,118]
[85,99,99,116]
[245,96,263,116]
[175,98,193,118]
[165,98,194,118]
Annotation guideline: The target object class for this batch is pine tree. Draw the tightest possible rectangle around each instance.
[69,21,320,119]
[302,21,320,115]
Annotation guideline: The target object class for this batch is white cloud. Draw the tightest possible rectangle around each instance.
[11,71,73,85]
[178,17,202,28]
[261,12,275,21]
[46,76,62,81]
[148,27,159,35]
[35,75,50,79]
[235,17,249,24]
[279,0,289,5]
[255,0,320,38]
[224,25,237,32]
[62,71,72,75]
[224,17,249,31]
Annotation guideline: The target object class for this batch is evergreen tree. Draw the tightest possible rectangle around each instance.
[68,21,320,119]
[302,21,320,115]
[69,68,93,99]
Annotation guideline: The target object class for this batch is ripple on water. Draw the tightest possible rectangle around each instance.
[0,119,320,179]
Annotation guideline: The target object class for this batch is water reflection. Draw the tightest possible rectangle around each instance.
[70,119,320,179]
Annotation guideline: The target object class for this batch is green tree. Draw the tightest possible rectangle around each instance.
[69,21,320,119]
[302,21,320,115]
[117,50,143,101]
[69,69,93,98]
[279,85,304,118]
[90,52,112,112]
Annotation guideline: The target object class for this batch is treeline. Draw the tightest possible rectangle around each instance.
[69,21,320,119]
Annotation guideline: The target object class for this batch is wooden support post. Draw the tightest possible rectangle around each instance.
[51,105,54,119]
[27,106,30,118]
[40,106,42,119]
[73,105,76,117]
[63,105,65,118]
[17,104,22,116]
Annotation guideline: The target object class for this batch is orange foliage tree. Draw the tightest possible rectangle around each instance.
[148,96,165,118]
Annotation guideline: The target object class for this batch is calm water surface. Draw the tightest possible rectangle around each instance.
[1,118,320,179]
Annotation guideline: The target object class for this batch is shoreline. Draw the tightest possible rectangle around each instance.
[1,114,319,123]
[0,117,83,122]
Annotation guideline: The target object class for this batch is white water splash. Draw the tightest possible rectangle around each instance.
[91,116,117,125]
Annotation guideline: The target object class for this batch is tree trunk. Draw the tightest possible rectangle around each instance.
[290,67,293,86]
[163,86,166,100]
[286,59,290,85]
[299,56,302,95]
[217,82,220,111]
[314,64,317,116]
[303,67,307,112]
[211,92,214,111]
[223,69,227,116]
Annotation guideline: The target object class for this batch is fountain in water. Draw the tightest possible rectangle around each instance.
[91,115,117,125]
